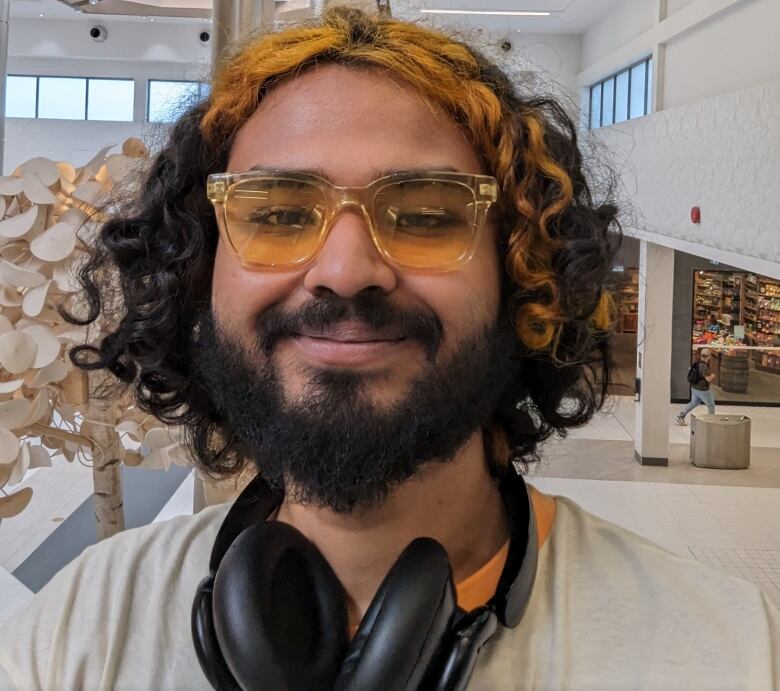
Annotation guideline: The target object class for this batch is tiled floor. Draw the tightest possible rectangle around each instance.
[688,547,780,594]
[1,396,779,624]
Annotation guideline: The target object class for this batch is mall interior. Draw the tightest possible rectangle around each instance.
[0,0,778,625]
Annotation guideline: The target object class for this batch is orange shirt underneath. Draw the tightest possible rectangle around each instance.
[349,487,556,635]
[456,486,555,611]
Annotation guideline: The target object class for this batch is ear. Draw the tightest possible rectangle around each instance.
[212,521,349,691]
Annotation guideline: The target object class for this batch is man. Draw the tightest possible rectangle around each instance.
[0,8,777,690]
[676,347,717,425]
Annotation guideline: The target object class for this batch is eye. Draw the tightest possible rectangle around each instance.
[392,208,464,234]
[248,206,321,229]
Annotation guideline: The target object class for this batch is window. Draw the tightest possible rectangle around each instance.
[6,76,37,118]
[589,57,652,130]
[38,77,87,120]
[629,62,647,119]
[601,78,614,127]
[147,80,209,123]
[614,70,629,123]
[589,84,601,130]
[5,75,135,121]
[87,79,134,121]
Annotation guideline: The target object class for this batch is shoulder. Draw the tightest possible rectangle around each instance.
[550,496,769,610]
[474,497,779,690]
[0,504,229,690]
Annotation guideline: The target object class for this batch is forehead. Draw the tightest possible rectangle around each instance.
[226,63,484,183]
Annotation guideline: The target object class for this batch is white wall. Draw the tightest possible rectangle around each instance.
[8,17,211,65]
[663,0,780,108]
[581,0,654,69]
[594,78,780,277]
[578,0,780,274]
[666,0,697,14]
[4,118,160,174]
[480,32,582,110]
[580,0,780,108]
[4,16,208,173]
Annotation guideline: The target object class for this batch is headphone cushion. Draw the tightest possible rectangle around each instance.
[335,537,457,691]
[212,520,349,691]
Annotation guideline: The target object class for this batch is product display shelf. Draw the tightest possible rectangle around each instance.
[694,271,722,320]
[616,268,638,333]
[744,275,780,375]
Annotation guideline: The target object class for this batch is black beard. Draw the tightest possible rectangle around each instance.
[191,294,518,514]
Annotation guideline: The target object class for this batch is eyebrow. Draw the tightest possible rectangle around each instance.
[247,165,463,180]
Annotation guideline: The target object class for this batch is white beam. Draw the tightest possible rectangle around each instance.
[626,228,780,281]
[577,0,747,86]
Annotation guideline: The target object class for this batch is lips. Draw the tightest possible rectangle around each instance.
[295,321,406,344]
[288,322,411,368]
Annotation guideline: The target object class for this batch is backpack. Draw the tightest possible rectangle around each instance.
[687,362,702,385]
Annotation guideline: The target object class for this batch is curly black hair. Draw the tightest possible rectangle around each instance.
[65,8,620,478]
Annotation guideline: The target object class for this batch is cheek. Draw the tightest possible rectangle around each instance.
[410,243,502,348]
[211,240,297,344]
[211,241,244,328]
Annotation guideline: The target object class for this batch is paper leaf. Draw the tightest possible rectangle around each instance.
[0,398,32,430]
[0,487,33,518]
[0,205,39,239]
[0,428,20,463]
[22,174,57,205]
[21,158,59,187]
[0,330,38,373]
[22,325,61,368]
[22,280,52,317]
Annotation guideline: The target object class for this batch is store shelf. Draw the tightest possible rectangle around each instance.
[755,363,780,375]
[607,267,639,335]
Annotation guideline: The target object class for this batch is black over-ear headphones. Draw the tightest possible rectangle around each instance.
[192,468,538,691]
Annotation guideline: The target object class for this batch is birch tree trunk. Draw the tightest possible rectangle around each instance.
[85,401,125,540]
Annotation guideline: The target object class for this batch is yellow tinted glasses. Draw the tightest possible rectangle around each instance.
[207,170,498,272]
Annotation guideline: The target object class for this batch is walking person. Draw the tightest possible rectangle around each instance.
[676,348,716,425]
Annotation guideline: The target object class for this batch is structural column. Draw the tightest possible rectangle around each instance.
[212,0,275,64]
[0,0,10,174]
[634,240,675,465]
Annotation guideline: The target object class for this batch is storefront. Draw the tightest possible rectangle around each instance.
[691,270,780,404]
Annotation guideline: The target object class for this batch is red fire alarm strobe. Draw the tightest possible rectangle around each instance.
[691,206,701,223]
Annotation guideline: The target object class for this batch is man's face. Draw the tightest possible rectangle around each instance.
[201,65,514,511]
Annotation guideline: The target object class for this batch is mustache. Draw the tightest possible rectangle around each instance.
[255,293,444,359]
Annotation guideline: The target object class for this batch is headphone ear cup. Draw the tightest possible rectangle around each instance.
[335,538,457,691]
[212,521,349,691]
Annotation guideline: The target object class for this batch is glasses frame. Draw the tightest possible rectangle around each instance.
[206,170,498,273]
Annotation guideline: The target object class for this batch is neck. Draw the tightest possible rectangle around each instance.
[275,430,509,629]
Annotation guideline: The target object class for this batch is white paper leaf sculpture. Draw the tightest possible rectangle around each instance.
[21,174,57,205]
[0,488,33,519]
[0,205,39,239]
[0,428,20,463]
[20,158,60,188]
[0,331,38,373]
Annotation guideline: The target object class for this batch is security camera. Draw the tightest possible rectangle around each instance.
[499,40,512,53]
[90,25,108,43]
[199,30,211,45]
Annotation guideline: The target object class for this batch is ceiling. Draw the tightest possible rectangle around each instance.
[10,0,625,33]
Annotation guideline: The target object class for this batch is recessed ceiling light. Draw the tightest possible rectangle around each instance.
[419,9,551,17]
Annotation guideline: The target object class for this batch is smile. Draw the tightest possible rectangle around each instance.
[290,333,410,368]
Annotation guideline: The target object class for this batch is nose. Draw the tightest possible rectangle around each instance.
[302,207,397,299]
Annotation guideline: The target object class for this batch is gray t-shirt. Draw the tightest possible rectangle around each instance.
[0,498,777,690]
[692,361,711,390]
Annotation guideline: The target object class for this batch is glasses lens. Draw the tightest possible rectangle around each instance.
[372,179,478,268]
[225,178,326,267]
